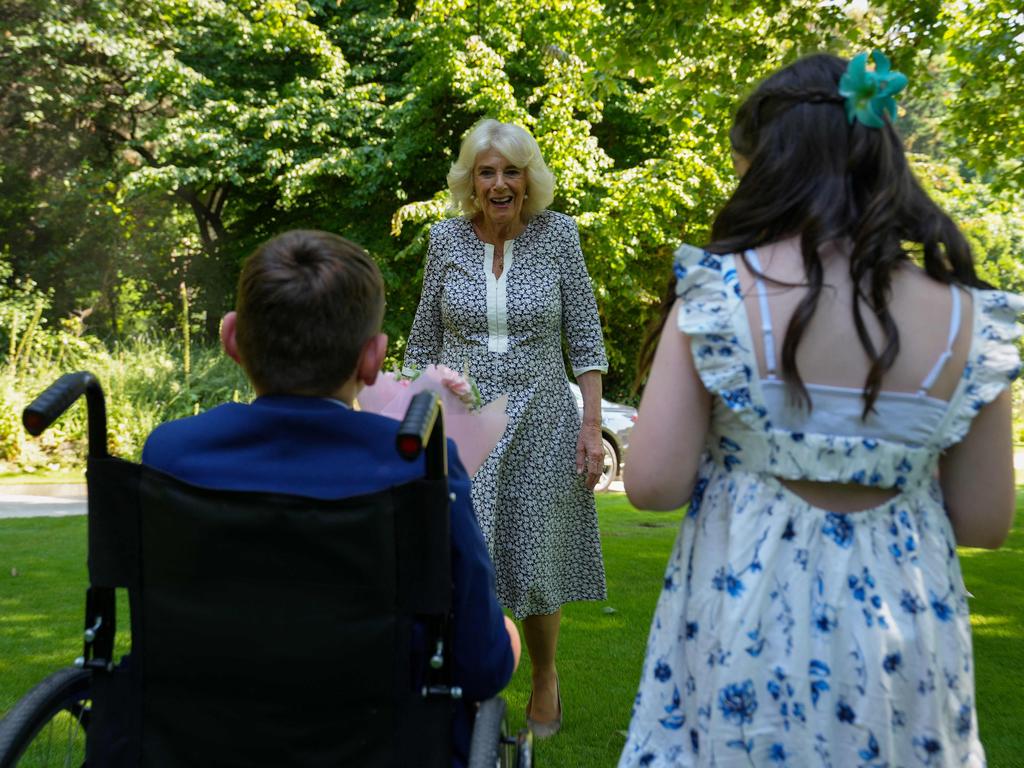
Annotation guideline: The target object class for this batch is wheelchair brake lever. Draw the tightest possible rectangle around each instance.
[83,615,103,643]
[430,638,445,669]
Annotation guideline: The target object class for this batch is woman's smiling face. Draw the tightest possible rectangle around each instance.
[473,148,527,228]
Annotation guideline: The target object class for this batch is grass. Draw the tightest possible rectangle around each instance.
[0,469,85,485]
[1,495,1022,766]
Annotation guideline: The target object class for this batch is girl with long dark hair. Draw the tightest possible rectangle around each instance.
[619,53,1020,766]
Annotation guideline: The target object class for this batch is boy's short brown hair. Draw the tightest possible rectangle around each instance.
[234,230,384,396]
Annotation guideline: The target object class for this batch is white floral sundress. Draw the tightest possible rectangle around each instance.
[619,246,1023,767]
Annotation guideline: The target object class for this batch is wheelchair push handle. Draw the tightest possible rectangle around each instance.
[23,371,108,458]
[396,390,447,480]
[396,390,440,460]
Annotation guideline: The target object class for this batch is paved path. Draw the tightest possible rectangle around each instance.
[0,478,625,519]
[0,484,86,519]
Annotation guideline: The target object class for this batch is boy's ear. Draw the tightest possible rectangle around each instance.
[220,312,242,364]
[356,332,388,386]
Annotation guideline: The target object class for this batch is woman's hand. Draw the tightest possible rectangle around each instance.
[574,370,604,491]
[576,422,604,490]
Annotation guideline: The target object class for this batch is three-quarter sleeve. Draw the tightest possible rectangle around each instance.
[560,217,608,377]
[403,224,445,374]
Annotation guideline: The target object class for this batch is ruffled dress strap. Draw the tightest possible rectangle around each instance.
[673,244,768,431]
[936,287,1024,449]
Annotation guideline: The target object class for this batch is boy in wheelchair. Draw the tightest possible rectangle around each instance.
[141,229,519,766]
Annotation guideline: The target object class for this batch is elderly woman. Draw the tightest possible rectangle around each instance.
[404,119,608,737]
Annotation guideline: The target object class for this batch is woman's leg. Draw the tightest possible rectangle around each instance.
[523,608,562,722]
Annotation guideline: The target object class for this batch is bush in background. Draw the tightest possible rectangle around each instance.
[0,266,250,471]
[2,338,251,472]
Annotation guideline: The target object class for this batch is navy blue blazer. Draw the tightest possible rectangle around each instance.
[142,395,514,765]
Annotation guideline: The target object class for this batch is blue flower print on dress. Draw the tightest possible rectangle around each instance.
[883,652,903,675]
[769,743,788,763]
[812,601,838,635]
[913,735,943,765]
[930,590,954,622]
[900,589,927,615]
[688,477,708,517]
[918,668,937,696]
[745,622,766,657]
[848,567,888,628]
[658,686,685,730]
[766,666,803,732]
[706,642,732,668]
[699,252,722,270]
[718,680,758,725]
[955,703,972,739]
[712,565,745,597]
[859,731,881,762]
[726,737,754,755]
[663,563,680,592]
[822,512,854,548]
[809,659,831,708]
[836,699,856,724]
[653,659,672,683]
[721,387,753,409]
[719,435,742,452]
[794,548,809,571]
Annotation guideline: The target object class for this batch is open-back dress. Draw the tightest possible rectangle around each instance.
[619,244,1022,767]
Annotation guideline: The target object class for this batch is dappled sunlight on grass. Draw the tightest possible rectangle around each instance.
[968,613,1019,638]
[959,546,1023,560]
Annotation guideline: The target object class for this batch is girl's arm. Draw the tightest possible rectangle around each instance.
[939,390,1016,549]
[625,300,712,510]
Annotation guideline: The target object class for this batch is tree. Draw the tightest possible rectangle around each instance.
[2,0,1021,397]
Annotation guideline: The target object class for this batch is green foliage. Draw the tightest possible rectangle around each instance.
[1,0,1022,399]
[941,2,1024,191]
[912,156,1024,292]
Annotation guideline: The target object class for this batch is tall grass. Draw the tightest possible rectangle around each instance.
[0,336,250,470]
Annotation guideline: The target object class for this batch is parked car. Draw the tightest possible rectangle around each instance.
[569,383,637,492]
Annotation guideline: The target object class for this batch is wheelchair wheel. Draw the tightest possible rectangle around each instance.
[467,698,532,768]
[0,667,91,768]
[468,697,506,768]
[512,726,532,768]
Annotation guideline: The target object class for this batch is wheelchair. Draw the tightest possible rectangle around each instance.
[0,372,532,768]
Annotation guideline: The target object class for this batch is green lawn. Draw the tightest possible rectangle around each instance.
[1,495,1022,766]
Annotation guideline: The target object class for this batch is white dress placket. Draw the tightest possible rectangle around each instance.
[484,240,513,354]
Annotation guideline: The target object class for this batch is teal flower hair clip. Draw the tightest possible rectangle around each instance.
[838,50,908,129]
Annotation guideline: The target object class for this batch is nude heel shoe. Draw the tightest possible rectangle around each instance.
[525,678,562,739]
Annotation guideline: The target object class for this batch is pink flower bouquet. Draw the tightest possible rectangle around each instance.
[356,365,508,477]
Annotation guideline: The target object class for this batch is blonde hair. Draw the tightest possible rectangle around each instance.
[446,119,555,219]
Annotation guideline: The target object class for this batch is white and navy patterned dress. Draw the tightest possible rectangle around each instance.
[405,210,608,619]
[619,245,1023,767]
